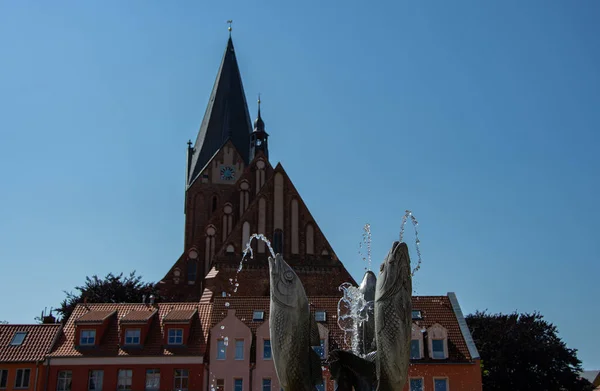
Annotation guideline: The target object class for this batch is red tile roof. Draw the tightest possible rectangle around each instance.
[75,310,116,324]
[411,296,472,361]
[163,309,197,323]
[0,324,61,362]
[120,309,157,323]
[49,303,212,358]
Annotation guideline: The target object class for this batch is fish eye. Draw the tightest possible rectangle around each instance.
[284,270,294,281]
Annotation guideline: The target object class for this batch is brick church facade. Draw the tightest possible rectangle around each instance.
[0,32,483,391]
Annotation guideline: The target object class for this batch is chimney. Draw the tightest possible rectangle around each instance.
[149,295,155,305]
[42,314,56,324]
[142,294,147,304]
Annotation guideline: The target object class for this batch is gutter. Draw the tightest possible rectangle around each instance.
[447,292,480,360]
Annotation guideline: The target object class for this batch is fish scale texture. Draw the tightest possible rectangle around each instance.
[376,298,411,391]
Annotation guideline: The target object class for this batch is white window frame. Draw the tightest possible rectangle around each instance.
[314,311,326,322]
[80,329,96,345]
[124,328,141,345]
[88,369,103,391]
[117,369,133,390]
[432,338,446,359]
[216,339,226,360]
[14,368,31,389]
[409,377,424,391]
[234,339,244,360]
[167,328,183,345]
[173,369,189,391]
[263,339,272,360]
[56,370,71,391]
[433,377,449,391]
[145,368,160,391]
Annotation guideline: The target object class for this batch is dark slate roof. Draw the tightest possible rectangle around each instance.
[188,37,253,186]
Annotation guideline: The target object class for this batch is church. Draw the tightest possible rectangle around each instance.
[0,31,483,391]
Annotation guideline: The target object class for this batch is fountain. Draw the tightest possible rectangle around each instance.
[214,213,421,391]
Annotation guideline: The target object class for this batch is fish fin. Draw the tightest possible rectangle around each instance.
[364,350,377,363]
[309,313,321,347]
[309,347,324,386]
[329,349,376,384]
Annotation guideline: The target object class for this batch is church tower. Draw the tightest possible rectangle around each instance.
[159,32,355,302]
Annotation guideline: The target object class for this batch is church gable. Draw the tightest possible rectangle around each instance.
[216,163,341,266]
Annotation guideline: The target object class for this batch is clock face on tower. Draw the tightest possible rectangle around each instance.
[220,166,236,181]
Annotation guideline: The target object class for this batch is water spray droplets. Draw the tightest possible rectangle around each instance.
[399,210,423,276]
[358,223,372,272]
[337,282,369,354]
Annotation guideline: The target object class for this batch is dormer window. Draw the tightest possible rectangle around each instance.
[168,328,183,345]
[80,329,96,345]
[124,329,141,345]
[253,311,265,321]
[427,323,449,360]
[432,339,445,359]
[412,310,422,320]
[10,331,27,346]
[315,311,326,322]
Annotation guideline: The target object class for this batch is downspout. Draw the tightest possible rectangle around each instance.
[33,360,39,391]
[43,358,51,391]
[249,362,255,391]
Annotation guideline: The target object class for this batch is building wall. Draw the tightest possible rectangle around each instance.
[0,362,45,391]
[406,360,483,391]
[253,321,279,391]
[47,363,204,391]
[209,310,252,391]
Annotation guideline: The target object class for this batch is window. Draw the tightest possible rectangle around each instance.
[263,339,272,359]
[235,339,244,360]
[315,311,326,322]
[315,381,325,391]
[14,369,30,389]
[0,369,7,388]
[187,260,197,282]
[234,379,243,391]
[216,339,226,360]
[253,311,264,321]
[88,370,103,391]
[434,378,448,391]
[117,369,133,390]
[145,369,160,391]
[410,378,424,391]
[273,229,283,254]
[173,369,188,391]
[262,379,271,391]
[410,340,421,359]
[432,339,445,359]
[10,332,27,346]
[125,329,141,345]
[215,379,224,391]
[212,196,218,212]
[412,310,422,320]
[312,339,325,359]
[168,328,183,345]
[80,329,96,345]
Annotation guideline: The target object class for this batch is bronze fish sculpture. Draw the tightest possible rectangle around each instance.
[269,253,323,391]
[374,241,412,391]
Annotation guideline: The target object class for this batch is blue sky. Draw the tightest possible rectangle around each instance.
[1,0,598,370]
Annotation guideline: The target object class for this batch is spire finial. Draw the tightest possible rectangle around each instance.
[227,20,233,35]
[258,93,261,107]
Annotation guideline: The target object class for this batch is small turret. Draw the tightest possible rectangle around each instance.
[250,96,269,161]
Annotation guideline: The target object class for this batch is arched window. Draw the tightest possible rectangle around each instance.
[205,225,216,275]
[211,195,218,212]
[187,261,197,284]
[306,224,315,255]
[273,229,284,254]
[242,221,251,250]
[226,244,235,253]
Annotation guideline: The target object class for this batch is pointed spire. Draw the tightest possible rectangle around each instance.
[250,94,269,161]
[253,94,265,132]
[187,32,253,186]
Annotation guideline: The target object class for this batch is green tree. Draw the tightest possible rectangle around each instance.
[55,271,166,323]
[466,310,594,391]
